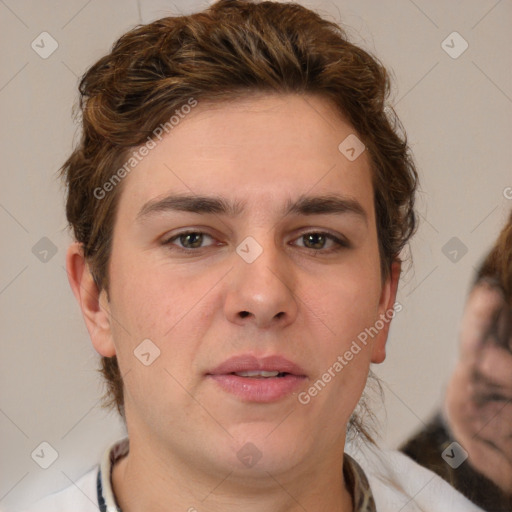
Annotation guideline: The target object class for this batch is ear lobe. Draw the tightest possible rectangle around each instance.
[66,242,116,357]
[371,260,401,364]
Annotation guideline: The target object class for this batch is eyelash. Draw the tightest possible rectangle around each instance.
[161,230,350,255]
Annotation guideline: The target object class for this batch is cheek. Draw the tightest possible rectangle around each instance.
[312,263,382,340]
[297,271,382,412]
[106,268,207,415]
[108,244,188,335]
[107,252,219,375]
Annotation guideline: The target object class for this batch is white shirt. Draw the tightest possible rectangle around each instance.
[17,437,485,512]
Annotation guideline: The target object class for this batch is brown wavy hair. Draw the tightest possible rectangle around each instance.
[60,0,418,436]
[476,210,512,303]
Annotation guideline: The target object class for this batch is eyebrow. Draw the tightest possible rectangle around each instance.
[136,193,368,225]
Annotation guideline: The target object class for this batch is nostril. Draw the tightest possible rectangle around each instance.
[239,311,250,318]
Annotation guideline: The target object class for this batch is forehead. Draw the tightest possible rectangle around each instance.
[116,93,374,219]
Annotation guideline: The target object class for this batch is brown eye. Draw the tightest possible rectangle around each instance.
[293,231,349,252]
[163,231,215,251]
[179,232,204,249]
[302,233,327,249]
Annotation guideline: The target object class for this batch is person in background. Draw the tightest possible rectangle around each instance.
[401,210,512,511]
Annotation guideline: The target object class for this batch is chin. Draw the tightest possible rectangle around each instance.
[224,422,309,475]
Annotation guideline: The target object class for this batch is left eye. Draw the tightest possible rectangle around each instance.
[294,232,347,251]
[162,231,348,252]
[165,231,215,250]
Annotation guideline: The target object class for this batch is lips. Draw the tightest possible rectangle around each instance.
[206,354,307,402]
[208,354,307,377]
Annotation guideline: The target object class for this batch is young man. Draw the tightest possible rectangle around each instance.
[401,211,512,511]
[21,1,484,510]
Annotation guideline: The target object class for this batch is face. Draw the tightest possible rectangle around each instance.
[445,281,512,491]
[78,93,397,479]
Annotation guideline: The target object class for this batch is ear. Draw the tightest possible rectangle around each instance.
[66,242,116,357]
[371,260,401,364]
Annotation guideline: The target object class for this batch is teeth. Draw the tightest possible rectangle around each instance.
[235,370,280,378]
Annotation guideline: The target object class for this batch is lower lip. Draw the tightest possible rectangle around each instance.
[208,374,306,402]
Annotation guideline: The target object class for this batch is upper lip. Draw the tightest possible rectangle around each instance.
[207,354,307,376]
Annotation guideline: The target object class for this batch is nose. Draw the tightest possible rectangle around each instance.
[223,237,298,329]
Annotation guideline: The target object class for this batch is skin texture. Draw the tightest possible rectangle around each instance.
[67,93,399,512]
[445,280,512,493]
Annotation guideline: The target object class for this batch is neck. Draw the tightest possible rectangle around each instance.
[111,436,354,512]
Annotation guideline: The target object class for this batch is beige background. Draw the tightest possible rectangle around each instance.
[1,0,511,509]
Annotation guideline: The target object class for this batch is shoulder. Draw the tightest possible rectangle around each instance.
[16,437,128,512]
[346,441,486,512]
[16,467,99,512]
